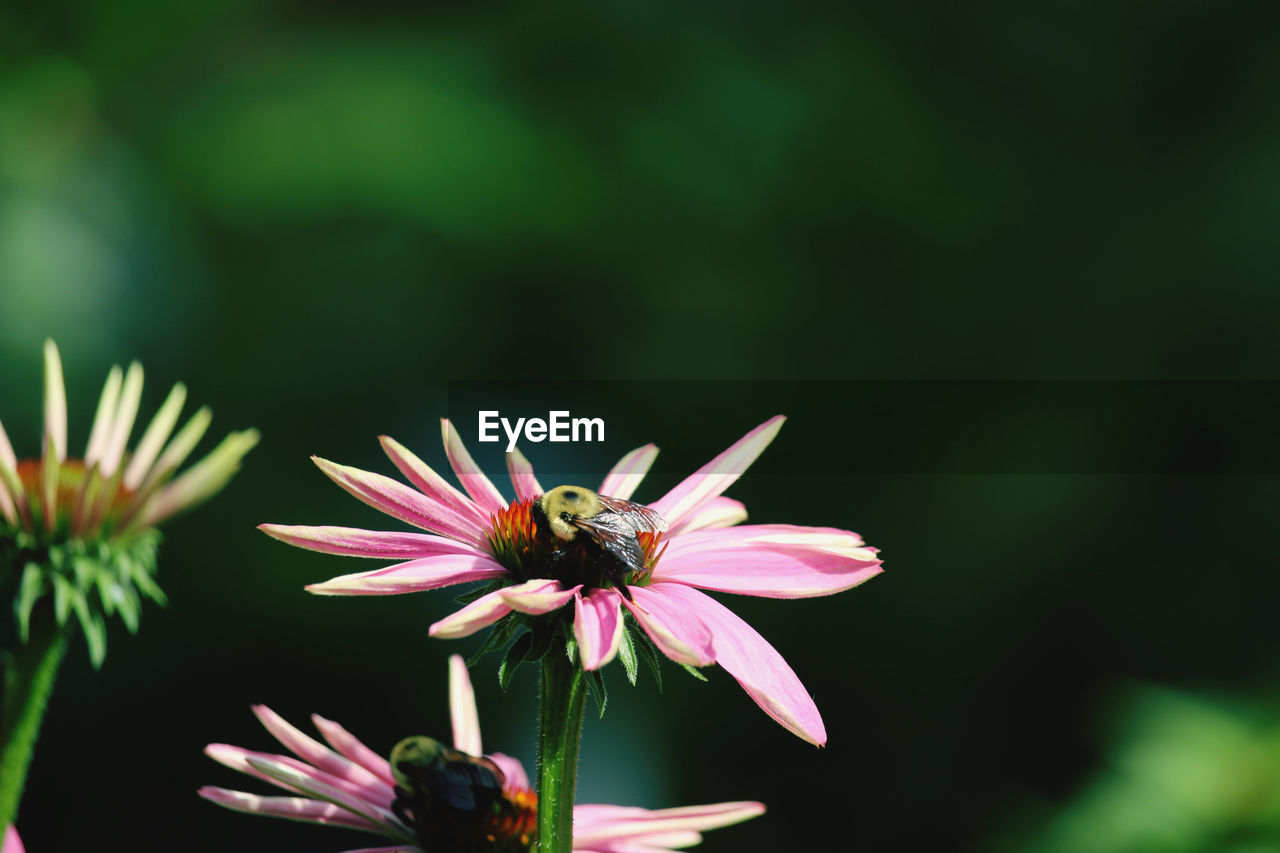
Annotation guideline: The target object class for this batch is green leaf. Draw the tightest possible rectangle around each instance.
[564,637,578,665]
[128,563,167,607]
[618,624,638,687]
[115,584,141,635]
[466,614,522,667]
[16,563,45,642]
[630,624,663,694]
[680,663,709,682]
[454,580,503,606]
[71,591,107,669]
[584,668,608,718]
[52,574,74,625]
[523,623,556,663]
[498,632,534,691]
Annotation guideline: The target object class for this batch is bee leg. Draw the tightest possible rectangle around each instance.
[391,790,416,828]
[603,563,634,601]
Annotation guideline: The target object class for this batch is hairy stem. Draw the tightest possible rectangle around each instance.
[0,609,68,833]
[536,650,587,853]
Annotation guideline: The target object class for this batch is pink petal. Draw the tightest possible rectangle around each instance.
[650,416,784,529]
[653,585,826,746]
[667,496,747,536]
[573,801,765,847]
[598,443,658,500]
[206,745,381,807]
[440,419,507,514]
[305,554,509,596]
[198,787,379,832]
[653,525,883,598]
[337,848,420,853]
[260,524,482,559]
[2,825,23,853]
[573,589,624,671]
[487,753,530,792]
[505,446,543,503]
[311,456,489,548]
[622,585,715,667]
[429,580,580,639]
[379,435,490,527]
[449,655,483,756]
[243,756,402,832]
[312,715,395,787]
[252,706,393,800]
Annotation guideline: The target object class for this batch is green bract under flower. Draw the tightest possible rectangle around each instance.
[0,340,258,666]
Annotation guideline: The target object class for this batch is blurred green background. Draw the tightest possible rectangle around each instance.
[3,1,1280,850]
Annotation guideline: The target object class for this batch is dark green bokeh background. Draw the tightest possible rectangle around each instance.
[2,2,1279,851]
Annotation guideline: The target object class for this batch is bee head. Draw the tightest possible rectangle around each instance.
[538,485,603,541]
[390,736,449,790]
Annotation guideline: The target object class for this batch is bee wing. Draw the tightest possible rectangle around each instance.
[596,495,669,533]
[572,513,648,573]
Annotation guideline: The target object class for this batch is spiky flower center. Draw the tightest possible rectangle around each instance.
[12,458,143,540]
[486,498,666,594]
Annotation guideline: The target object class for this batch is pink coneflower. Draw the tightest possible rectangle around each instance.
[0,340,258,665]
[200,655,765,853]
[261,416,880,745]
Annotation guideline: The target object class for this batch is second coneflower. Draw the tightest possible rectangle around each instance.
[0,339,257,834]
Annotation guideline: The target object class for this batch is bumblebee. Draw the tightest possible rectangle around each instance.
[534,485,668,601]
[390,736,527,853]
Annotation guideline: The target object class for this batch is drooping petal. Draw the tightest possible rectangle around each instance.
[123,381,187,489]
[622,585,715,667]
[505,446,543,503]
[42,339,67,462]
[652,584,826,746]
[667,496,747,536]
[379,435,490,527]
[650,416,784,528]
[449,654,483,757]
[429,580,580,639]
[244,756,403,833]
[311,456,489,548]
[653,524,883,598]
[312,715,395,787]
[259,524,482,560]
[573,801,765,847]
[306,554,509,596]
[252,706,393,801]
[573,589,624,671]
[198,787,379,832]
[598,443,658,500]
[206,745,377,805]
[440,419,506,514]
[487,753,530,792]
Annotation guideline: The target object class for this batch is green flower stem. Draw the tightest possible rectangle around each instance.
[0,608,68,833]
[537,650,588,853]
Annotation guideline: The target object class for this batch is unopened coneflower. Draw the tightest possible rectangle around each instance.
[0,339,257,833]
